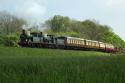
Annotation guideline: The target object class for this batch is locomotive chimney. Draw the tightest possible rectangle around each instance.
[40,32,43,36]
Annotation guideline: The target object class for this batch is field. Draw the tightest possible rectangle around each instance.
[0,46,125,83]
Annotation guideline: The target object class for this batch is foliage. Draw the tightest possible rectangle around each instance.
[0,11,25,47]
[0,11,26,34]
[46,15,71,32]
[0,47,125,83]
[45,15,125,47]
[0,34,5,46]
[3,34,19,47]
[103,31,125,47]
[46,29,80,37]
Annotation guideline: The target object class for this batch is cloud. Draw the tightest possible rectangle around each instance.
[0,0,47,24]
[16,0,46,23]
[104,0,125,15]
[106,0,125,7]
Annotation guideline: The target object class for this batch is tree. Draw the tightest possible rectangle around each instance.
[103,31,125,47]
[81,20,103,40]
[0,11,26,34]
[45,15,71,32]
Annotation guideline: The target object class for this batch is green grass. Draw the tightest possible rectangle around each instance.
[0,46,125,83]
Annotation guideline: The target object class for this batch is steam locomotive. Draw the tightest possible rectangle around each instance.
[19,30,123,53]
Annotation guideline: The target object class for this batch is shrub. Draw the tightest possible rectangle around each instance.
[4,34,19,47]
[0,34,5,46]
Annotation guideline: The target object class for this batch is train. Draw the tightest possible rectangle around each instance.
[19,30,124,53]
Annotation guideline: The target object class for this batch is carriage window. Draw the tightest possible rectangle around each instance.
[72,40,74,44]
[88,41,91,45]
[81,40,84,45]
[71,39,73,44]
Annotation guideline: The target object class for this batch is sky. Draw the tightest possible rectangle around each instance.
[0,0,125,40]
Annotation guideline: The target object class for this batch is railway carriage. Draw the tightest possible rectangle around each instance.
[85,40,100,50]
[91,41,99,48]
[99,42,106,51]
[105,43,115,52]
[66,37,85,47]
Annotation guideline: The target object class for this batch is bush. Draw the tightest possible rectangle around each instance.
[4,34,19,47]
[0,34,5,46]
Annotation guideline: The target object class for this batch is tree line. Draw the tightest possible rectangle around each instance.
[45,15,125,47]
[0,11,125,47]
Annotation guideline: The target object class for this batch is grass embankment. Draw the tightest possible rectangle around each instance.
[0,46,125,83]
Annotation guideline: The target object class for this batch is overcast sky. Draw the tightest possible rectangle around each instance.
[0,0,125,40]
